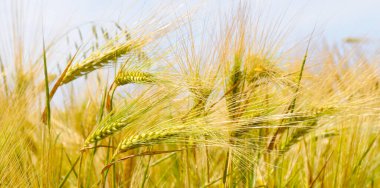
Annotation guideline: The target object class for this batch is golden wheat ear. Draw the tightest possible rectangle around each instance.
[61,36,142,85]
[117,125,186,153]
[85,89,175,146]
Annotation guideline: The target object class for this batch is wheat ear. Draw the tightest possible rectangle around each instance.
[115,70,155,85]
[117,125,187,153]
[280,106,336,154]
[61,34,142,85]
[106,70,155,111]
[85,91,172,146]
[84,105,143,146]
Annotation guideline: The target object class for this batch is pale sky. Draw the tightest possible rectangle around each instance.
[1,0,379,107]
[1,0,380,63]
[1,0,380,44]
[40,0,380,42]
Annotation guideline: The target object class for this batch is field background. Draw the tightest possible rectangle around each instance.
[0,0,379,187]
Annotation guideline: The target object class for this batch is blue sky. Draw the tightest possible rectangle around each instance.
[1,0,380,63]
[1,0,378,107]
[2,0,379,46]
[38,0,380,42]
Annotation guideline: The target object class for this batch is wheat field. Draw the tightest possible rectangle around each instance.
[0,1,379,187]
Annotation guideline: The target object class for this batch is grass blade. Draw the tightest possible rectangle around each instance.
[42,37,51,128]
[58,156,81,188]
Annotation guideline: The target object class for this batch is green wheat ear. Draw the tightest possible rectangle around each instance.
[106,70,156,112]
[226,54,244,120]
[115,70,155,85]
